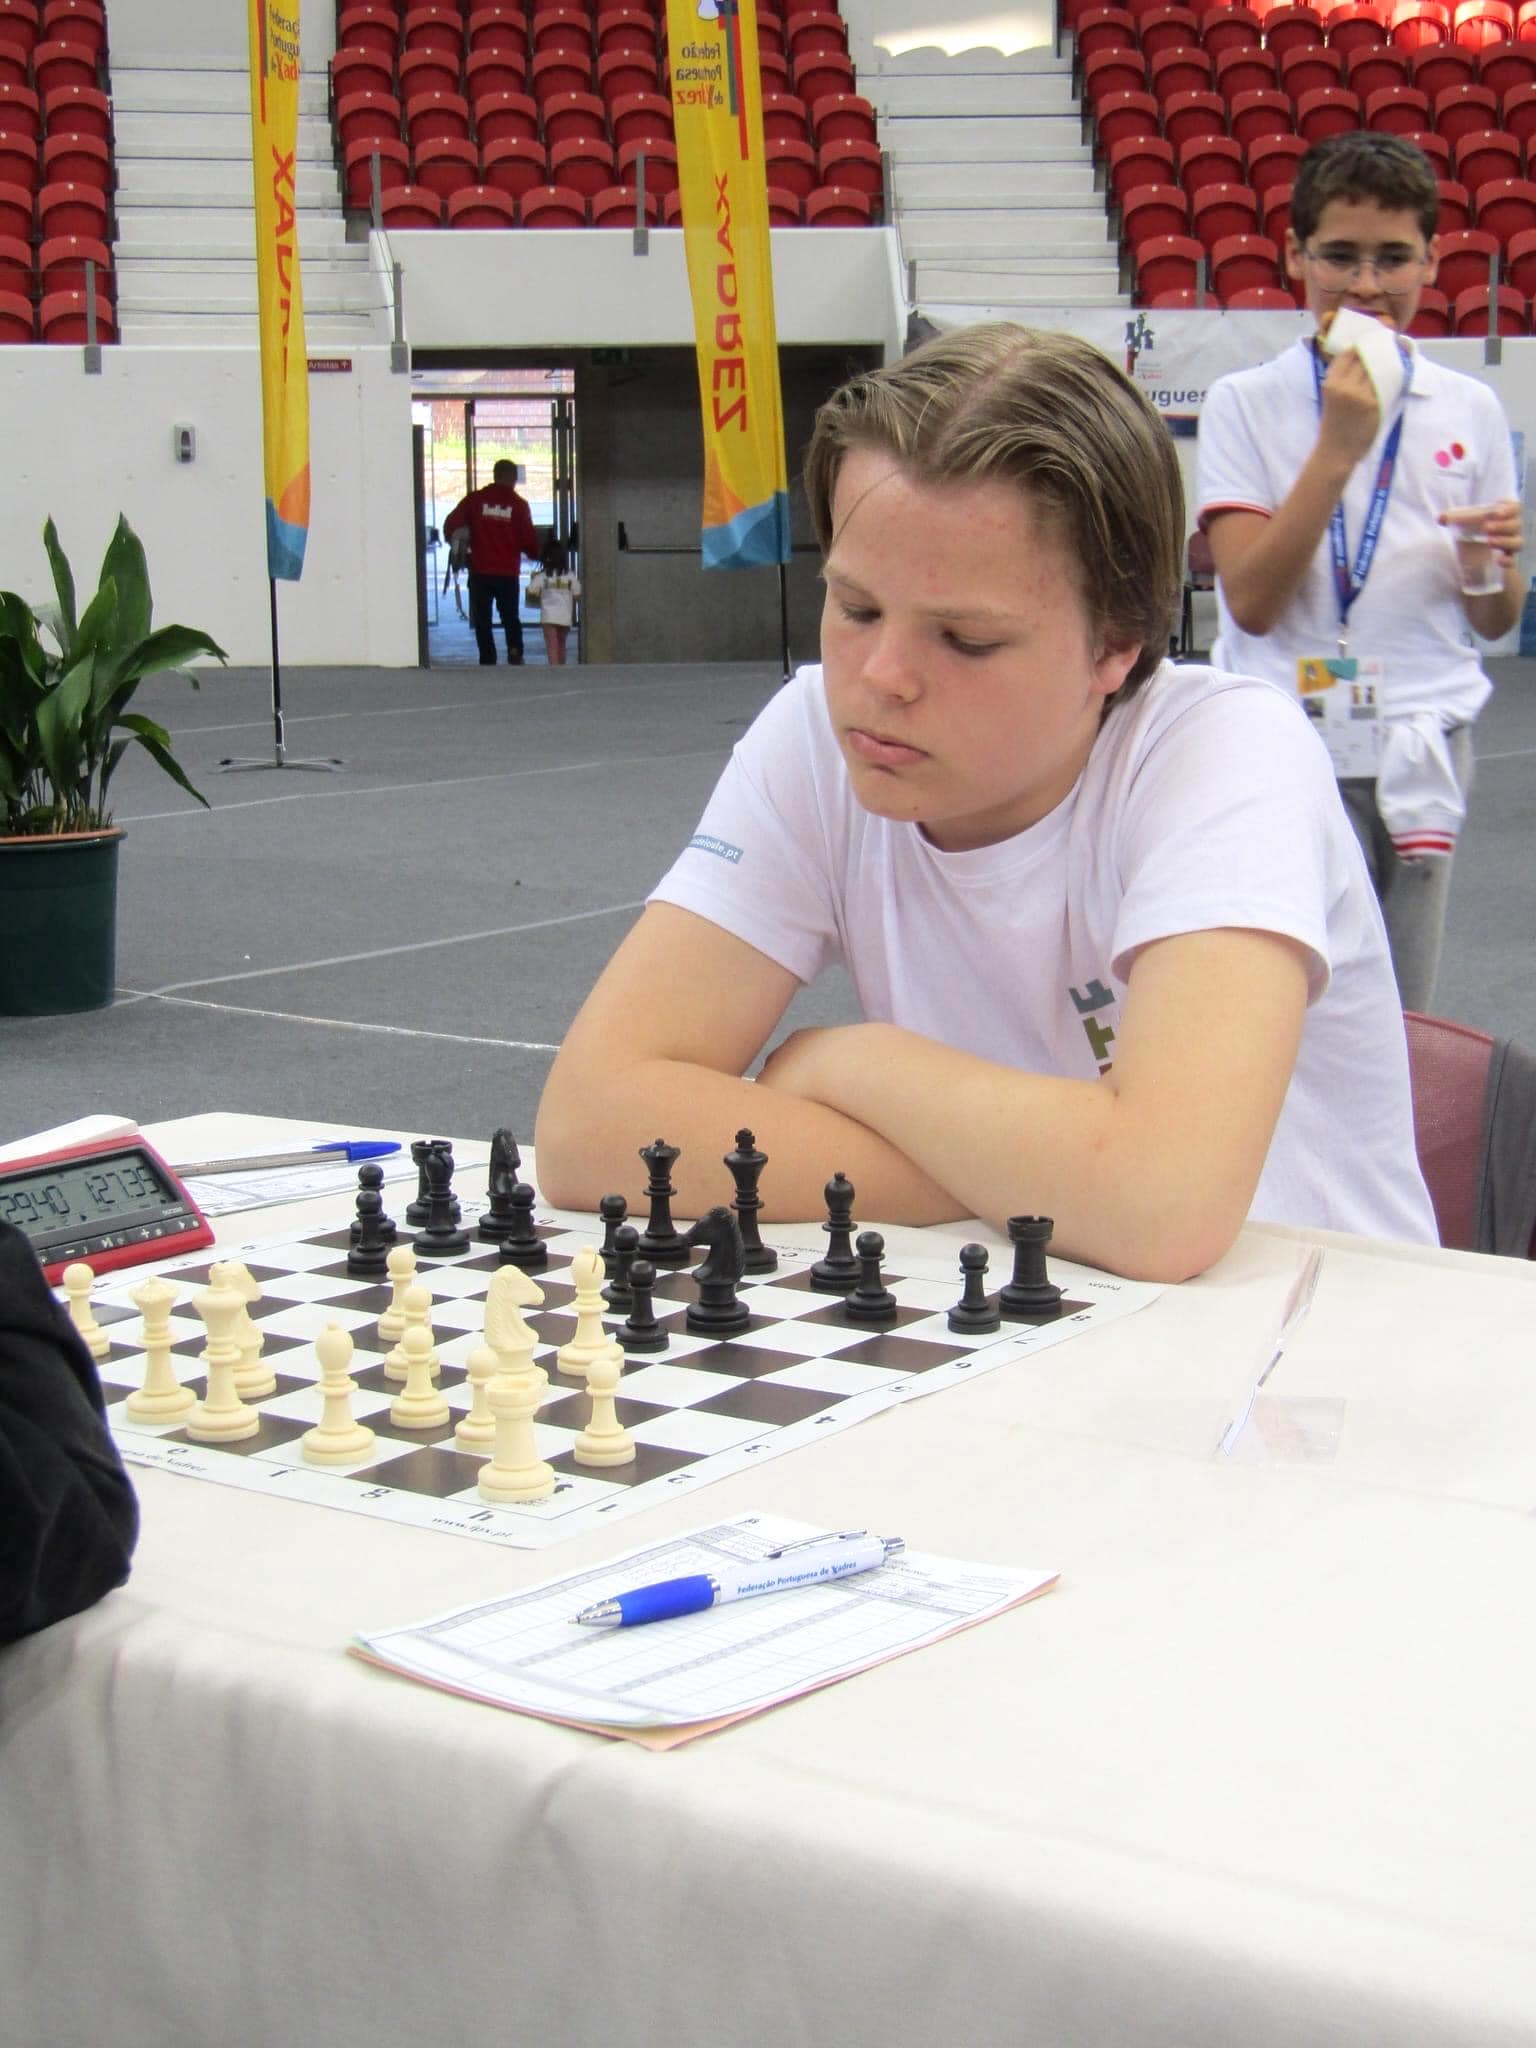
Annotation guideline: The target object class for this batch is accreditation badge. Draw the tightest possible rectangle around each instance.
[1296,655,1384,779]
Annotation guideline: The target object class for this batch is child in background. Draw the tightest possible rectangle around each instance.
[529,538,581,666]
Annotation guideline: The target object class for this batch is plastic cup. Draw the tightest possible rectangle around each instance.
[1454,530,1503,596]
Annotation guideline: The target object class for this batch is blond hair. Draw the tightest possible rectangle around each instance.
[803,323,1184,700]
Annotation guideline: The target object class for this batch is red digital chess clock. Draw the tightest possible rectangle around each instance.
[0,1135,215,1284]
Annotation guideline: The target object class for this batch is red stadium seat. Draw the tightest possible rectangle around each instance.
[1192,179,1261,245]
[1405,281,1452,327]
[41,80,107,141]
[1225,283,1303,303]
[1135,230,1205,297]
[1084,45,1146,100]
[337,89,403,150]
[1162,86,1226,142]
[1391,0,1452,45]
[1434,79,1499,135]
[1210,230,1283,293]
[38,284,113,340]
[332,46,395,105]
[1480,43,1536,98]
[338,5,401,62]
[1436,173,1473,224]
[1229,86,1294,143]
[532,4,592,56]
[1412,41,1475,92]
[404,89,471,148]
[617,135,677,195]
[1214,44,1279,96]
[33,36,93,96]
[399,47,461,101]
[1454,125,1522,184]
[1472,173,1536,236]
[446,183,521,226]
[1503,219,1536,286]
[817,135,881,195]
[1122,181,1192,248]
[381,183,446,227]
[344,134,411,206]
[1092,88,1160,146]
[465,47,527,100]
[0,127,34,189]
[761,90,810,142]
[473,91,540,144]
[1454,0,1515,43]
[413,133,479,198]
[1281,44,1346,97]
[1110,133,1176,199]
[468,6,528,56]
[549,134,616,196]
[1265,5,1327,51]
[0,0,39,68]
[791,49,855,107]
[37,229,108,296]
[1452,278,1527,325]
[1434,222,1500,290]
[0,283,32,339]
[1201,3,1264,51]
[0,42,25,88]
[589,181,659,225]
[1075,4,1139,55]
[765,136,816,196]
[481,134,547,199]
[404,5,466,58]
[1247,132,1309,195]
[531,48,594,99]
[597,8,659,60]
[517,181,587,225]
[36,175,103,237]
[0,176,30,238]
[1298,83,1365,132]
[0,227,29,293]
[43,0,105,59]
[597,47,657,98]
[804,183,873,224]
[1261,179,1295,241]
[763,184,802,224]
[1364,80,1431,123]
[1499,78,1536,141]
[1146,285,1212,304]
[787,7,847,61]
[0,79,39,139]
[1347,43,1411,92]
[1149,44,1215,97]
[541,89,606,145]
[608,88,672,146]
[1139,3,1202,56]
[756,48,792,97]
[1326,2,1391,51]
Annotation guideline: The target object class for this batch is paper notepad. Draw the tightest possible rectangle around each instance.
[352,1512,1058,1748]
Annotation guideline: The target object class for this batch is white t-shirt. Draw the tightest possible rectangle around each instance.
[1197,339,1516,726]
[651,662,1437,1247]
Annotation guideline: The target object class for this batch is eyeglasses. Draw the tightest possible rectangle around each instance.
[1302,244,1429,292]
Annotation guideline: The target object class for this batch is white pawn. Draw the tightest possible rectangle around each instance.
[378,1241,417,1344]
[124,1274,195,1422]
[215,1259,276,1399]
[62,1262,110,1360]
[389,1322,450,1431]
[478,1372,555,1501]
[385,1280,438,1384]
[187,1281,260,1442]
[454,1342,499,1449]
[302,1324,377,1465]
[556,1245,611,1379]
[573,1339,635,1466]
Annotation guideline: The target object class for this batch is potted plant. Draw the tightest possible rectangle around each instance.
[0,514,227,1015]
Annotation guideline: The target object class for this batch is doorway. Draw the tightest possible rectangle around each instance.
[412,367,578,668]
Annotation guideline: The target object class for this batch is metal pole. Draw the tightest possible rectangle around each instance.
[217,584,344,773]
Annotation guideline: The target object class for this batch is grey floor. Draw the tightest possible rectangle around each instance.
[3,653,1532,1151]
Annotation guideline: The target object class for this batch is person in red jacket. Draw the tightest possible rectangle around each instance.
[444,460,541,666]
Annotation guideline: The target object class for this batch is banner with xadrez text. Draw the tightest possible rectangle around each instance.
[666,0,790,568]
[249,0,310,581]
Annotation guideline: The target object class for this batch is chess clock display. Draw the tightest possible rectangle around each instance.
[0,1135,215,1283]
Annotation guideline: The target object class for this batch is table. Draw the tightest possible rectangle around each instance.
[4,1112,1536,2048]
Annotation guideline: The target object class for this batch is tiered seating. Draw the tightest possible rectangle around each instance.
[0,0,114,342]
[332,0,878,230]
[1076,0,1536,323]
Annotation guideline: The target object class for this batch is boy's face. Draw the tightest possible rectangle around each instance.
[819,449,1138,853]
[1285,196,1438,330]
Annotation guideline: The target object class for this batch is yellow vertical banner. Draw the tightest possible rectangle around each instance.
[249,0,310,581]
[666,0,790,567]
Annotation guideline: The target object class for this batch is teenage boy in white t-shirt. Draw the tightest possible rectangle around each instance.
[1197,131,1523,1012]
[536,324,1435,1279]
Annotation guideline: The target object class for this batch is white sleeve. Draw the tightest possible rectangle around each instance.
[1108,682,1344,1000]
[647,673,843,985]
[1472,384,1519,506]
[1196,372,1277,525]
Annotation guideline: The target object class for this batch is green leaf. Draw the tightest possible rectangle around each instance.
[34,652,94,808]
[42,517,76,647]
[100,516,152,649]
[131,624,228,674]
[113,713,210,810]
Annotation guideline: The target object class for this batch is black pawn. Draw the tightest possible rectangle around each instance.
[947,1242,1001,1334]
[413,1144,470,1256]
[636,1138,688,1266]
[843,1229,898,1325]
[405,1138,433,1228]
[598,1192,629,1270]
[349,1161,397,1244]
[497,1182,549,1270]
[603,1223,640,1311]
[998,1214,1063,1320]
[478,1127,522,1243]
[809,1171,861,1293]
[725,1127,777,1275]
[617,1257,669,1353]
[347,1182,391,1277]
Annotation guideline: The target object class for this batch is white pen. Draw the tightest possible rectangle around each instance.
[573,1532,905,1628]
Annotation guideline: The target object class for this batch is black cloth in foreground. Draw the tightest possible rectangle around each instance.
[0,1220,139,1648]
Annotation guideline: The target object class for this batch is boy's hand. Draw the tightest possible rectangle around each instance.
[1441,498,1524,569]
[1316,347,1382,469]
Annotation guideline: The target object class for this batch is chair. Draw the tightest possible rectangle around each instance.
[465,47,527,101]
[1452,276,1527,324]
[398,47,461,102]
[791,49,855,108]
[0,127,34,189]
[1075,3,1139,55]
[541,89,606,146]
[517,181,588,224]
[1175,136,1243,199]
[1436,172,1474,224]
[1085,45,1148,100]
[1499,77,1536,142]
[549,134,616,197]
[1391,0,1452,43]
[1122,181,1192,250]
[344,133,411,207]
[1094,88,1161,145]
[446,182,520,225]
[1454,0,1516,41]
[617,134,677,196]
[0,284,32,339]
[1162,86,1227,144]
[1400,1011,1536,1255]
[810,93,876,145]
[1200,3,1264,52]
[1226,281,1305,302]
[43,0,105,56]
[1402,122,1452,166]
[1146,284,1212,303]
[1435,222,1500,288]
[1247,131,1310,195]
[403,6,464,58]
[481,134,548,199]
[1112,133,1176,198]
[1326,0,1391,50]
[468,5,529,56]
[37,227,107,296]
[1412,40,1476,94]
[787,7,847,60]
[413,133,479,199]
[0,79,39,140]
[804,183,873,224]
[1230,86,1294,144]
[338,5,401,62]
[1149,45,1213,98]
[1473,174,1536,236]
[597,7,659,59]
[1281,43,1346,97]
[1299,83,1366,133]
[404,89,471,149]
[1266,3,1328,49]
[0,175,29,238]
[817,135,881,196]
[380,183,446,227]
[0,226,29,293]
[36,174,103,237]
[1141,1,1202,54]
[473,90,540,145]
[33,35,93,96]
[764,183,802,224]
[531,48,595,100]
[1364,79,1430,123]
[332,46,395,106]
[1214,44,1279,97]
[1178,527,1215,654]
[1192,180,1260,245]
[1135,230,1205,297]
[38,283,112,340]
[589,180,658,225]
[1479,42,1536,99]
[1211,229,1283,292]
[609,89,672,147]
[0,0,38,69]
[532,3,593,57]
[597,47,657,100]
[1261,177,1295,241]
[337,88,403,151]
[1434,79,1499,136]
[1405,280,1452,325]
[1453,124,1522,185]
[1347,42,1411,92]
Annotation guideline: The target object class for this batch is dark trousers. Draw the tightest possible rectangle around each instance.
[468,571,524,664]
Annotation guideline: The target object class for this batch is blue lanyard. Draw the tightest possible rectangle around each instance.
[1311,342,1411,639]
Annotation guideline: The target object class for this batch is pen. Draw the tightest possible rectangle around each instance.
[171,1140,402,1177]
[573,1532,905,1628]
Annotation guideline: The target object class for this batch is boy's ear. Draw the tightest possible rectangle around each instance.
[1092,642,1140,697]
[1284,228,1306,283]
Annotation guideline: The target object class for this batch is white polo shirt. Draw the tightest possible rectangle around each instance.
[650,662,1437,1247]
[1197,338,1516,726]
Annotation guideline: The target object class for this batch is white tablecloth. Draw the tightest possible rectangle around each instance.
[4,1113,1536,2048]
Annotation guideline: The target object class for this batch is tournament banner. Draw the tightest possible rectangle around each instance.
[248,0,310,581]
[666,0,790,568]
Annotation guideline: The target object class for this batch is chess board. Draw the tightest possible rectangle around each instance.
[89,1201,1161,1550]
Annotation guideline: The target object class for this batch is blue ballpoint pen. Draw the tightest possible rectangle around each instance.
[170,1139,402,1176]
[573,1532,905,1628]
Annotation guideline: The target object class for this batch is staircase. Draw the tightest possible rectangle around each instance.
[109,58,382,347]
[865,44,1127,323]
